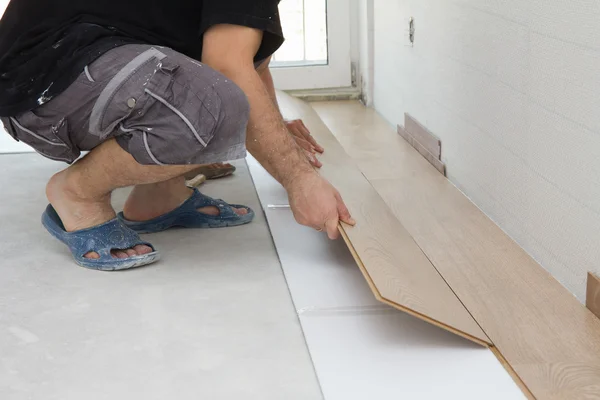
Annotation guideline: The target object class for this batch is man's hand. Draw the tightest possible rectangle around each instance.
[256,58,324,167]
[285,119,324,153]
[287,171,355,240]
[285,119,324,168]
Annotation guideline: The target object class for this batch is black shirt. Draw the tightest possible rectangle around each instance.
[0,0,284,116]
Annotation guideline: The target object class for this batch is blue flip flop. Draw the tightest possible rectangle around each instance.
[118,188,255,234]
[42,205,160,271]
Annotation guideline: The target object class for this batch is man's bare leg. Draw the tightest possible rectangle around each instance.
[46,139,245,260]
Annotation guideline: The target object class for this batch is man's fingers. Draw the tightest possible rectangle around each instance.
[324,217,340,240]
[294,136,315,152]
[336,192,356,226]
[287,119,324,153]
[295,128,316,151]
[290,119,308,135]
[299,121,324,153]
[293,120,319,147]
[298,120,314,141]
[302,129,323,153]
[310,138,324,154]
[300,119,310,132]
[305,150,322,168]
[293,135,322,167]
[297,123,312,139]
[288,120,308,139]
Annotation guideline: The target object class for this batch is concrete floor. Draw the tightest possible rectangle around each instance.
[0,155,322,400]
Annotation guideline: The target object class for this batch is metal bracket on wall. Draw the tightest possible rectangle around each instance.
[397,113,445,176]
[587,272,600,320]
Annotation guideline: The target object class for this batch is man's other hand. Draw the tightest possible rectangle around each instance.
[285,119,324,168]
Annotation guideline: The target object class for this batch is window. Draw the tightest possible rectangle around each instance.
[272,0,328,67]
[270,0,352,90]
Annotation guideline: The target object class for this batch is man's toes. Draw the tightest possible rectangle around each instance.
[84,252,101,259]
[112,250,129,259]
[125,249,138,257]
[197,205,248,217]
[133,245,154,255]
[234,207,248,216]
[197,206,220,216]
[83,248,151,260]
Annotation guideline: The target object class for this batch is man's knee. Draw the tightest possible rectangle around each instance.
[211,77,250,140]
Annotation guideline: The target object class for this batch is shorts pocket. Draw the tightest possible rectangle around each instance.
[88,47,170,140]
[6,113,79,163]
[117,73,223,166]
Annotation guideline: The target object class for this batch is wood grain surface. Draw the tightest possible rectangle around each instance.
[276,92,490,346]
[312,100,600,400]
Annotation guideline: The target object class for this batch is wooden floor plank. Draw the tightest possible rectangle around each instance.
[275,92,490,346]
[311,100,600,400]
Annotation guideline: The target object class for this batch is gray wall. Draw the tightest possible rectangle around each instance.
[371,0,600,301]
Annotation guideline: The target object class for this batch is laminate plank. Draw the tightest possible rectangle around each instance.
[311,100,600,400]
[275,92,490,346]
[490,346,536,400]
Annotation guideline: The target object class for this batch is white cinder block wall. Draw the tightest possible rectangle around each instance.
[370,0,600,302]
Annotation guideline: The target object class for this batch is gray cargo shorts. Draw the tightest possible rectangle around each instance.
[0,44,250,165]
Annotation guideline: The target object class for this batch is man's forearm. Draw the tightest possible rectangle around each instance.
[257,60,323,166]
[219,66,313,187]
[201,25,314,186]
[258,64,281,114]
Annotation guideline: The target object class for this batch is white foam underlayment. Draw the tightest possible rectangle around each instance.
[247,155,525,400]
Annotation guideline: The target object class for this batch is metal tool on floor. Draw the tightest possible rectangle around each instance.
[185,174,207,188]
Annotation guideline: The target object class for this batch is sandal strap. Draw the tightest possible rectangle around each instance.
[117,189,254,233]
[62,218,154,260]
[188,189,243,219]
